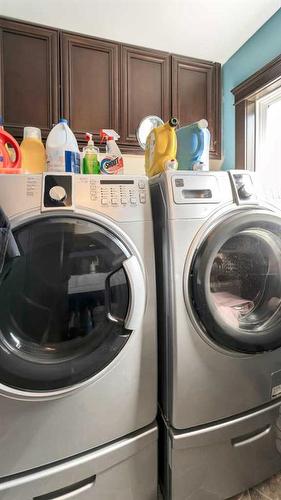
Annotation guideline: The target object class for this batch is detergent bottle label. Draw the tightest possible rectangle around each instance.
[100,156,123,175]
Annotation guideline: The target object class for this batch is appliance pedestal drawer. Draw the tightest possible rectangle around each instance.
[0,423,157,500]
[159,401,281,500]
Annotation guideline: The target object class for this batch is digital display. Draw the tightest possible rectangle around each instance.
[100,180,134,185]
[182,189,212,199]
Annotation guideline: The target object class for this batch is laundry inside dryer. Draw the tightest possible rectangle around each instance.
[210,227,281,330]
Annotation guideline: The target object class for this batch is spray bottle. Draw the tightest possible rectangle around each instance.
[100,129,124,175]
[82,133,100,174]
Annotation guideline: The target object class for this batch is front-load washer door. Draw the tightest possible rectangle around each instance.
[189,210,281,353]
[0,215,145,395]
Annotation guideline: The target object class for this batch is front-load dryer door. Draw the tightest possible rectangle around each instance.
[189,210,281,353]
[0,215,145,397]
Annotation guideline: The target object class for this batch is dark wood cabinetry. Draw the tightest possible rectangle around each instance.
[61,33,119,143]
[172,55,221,158]
[120,46,170,150]
[0,17,221,158]
[0,18,59,140]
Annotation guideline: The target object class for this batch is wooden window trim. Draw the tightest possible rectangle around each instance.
[232,53,281,169]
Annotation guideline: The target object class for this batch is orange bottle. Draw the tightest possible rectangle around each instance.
[0,117,22,174]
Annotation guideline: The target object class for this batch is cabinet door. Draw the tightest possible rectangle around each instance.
[0,18,59,140]
[171,55,221,159]
[121,46,170,151]
[61,33,119,143]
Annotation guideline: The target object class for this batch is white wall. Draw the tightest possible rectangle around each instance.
[1,0,280,63]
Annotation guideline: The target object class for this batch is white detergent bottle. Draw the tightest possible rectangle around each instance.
[46,118,79,172]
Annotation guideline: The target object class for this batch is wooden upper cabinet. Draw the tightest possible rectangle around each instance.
[0,17,222,158]
[61,33,119,143]
[121,46,170,149]
[171,55,221,159]
[0,18,59,140]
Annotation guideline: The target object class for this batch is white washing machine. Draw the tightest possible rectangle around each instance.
[150,170,281,499]
[0,173,157,499]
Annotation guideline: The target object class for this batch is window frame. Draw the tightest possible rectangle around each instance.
[232,53,281,170]
[255,86,281,172]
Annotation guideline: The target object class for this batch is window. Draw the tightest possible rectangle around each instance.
[255,87,281,196]
[232,53,281,174]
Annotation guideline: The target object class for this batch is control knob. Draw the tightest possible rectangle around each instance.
[49,185,67,202]
[238,184,253,200]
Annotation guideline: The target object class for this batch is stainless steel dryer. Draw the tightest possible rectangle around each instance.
[0,173,157,500]
[150,170,281,499]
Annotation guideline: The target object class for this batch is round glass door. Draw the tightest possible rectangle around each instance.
[190,212,281,353]
[0,216,132,392]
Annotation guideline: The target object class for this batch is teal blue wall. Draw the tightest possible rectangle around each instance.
[222,8,281,170]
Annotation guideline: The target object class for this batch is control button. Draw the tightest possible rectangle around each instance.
[175,178,184,187]
[139,192,146,204]
[111,198,118,205]
[130,197,137,205]
[138,180,145,189]
[121,197,127,205]
[49,185,67,202]
[101,198,109,205]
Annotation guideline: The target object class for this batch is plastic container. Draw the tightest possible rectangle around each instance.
[0,118,22,174]
[46,118,80,173]
[20,127,46,174]
[176,119,210,171]
[145,118,178,177]
[82,133,100,174]
[100,129,123,175]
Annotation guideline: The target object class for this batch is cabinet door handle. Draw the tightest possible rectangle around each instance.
[34,475,96,500]
[231,425,271,447]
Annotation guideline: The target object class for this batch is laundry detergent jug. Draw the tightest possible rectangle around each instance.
[46,118,80,173]
[176,119,210,171]
[145,118,178,177]
[0,118,22,174]
[20,127,46,174]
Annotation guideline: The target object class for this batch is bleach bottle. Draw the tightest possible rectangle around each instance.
[176,119,210,171]
[46,118,80,173]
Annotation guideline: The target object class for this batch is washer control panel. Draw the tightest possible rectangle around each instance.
[85,178,147,207]
[76,175,150,221]
[41,174,149,219]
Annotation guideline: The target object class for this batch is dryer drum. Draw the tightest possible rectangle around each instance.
[190,212,281,353]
